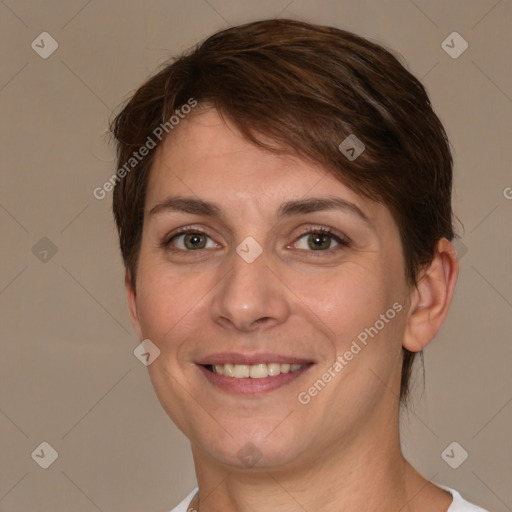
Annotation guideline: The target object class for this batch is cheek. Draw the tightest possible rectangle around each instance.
[134,260,224,365]
[290,265,391,342]
[134,263,201,341]
[289,264,406,389]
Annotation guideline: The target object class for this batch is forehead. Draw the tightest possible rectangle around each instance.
[150,110,320,196]
[146,109,387,224]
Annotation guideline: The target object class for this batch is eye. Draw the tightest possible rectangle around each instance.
[293,228,348,252]
[165,229,218,251]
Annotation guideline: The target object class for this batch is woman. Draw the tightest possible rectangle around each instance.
[111,19,488,512]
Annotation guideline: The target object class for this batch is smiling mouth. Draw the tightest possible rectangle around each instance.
[204,363,308,379]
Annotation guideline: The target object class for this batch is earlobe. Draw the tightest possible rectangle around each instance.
[125,272,143,340]
[402,238,459,353]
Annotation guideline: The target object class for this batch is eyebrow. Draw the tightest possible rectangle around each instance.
[148,196,371,226]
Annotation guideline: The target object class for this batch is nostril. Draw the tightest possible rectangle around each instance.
[255,317,272,325]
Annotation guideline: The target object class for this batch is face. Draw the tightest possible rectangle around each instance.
[127,109,412,471]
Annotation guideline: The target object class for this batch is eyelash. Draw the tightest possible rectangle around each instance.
[162,225,350,256]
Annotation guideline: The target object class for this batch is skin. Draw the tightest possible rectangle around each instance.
[126,108,459,512]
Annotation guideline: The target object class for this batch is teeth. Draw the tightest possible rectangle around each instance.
[280,364,291,374]
[234,364,249,378]
[250,363,267,379]
[267,363,281,376]
[211,363,306,378]
[223,364,235,377]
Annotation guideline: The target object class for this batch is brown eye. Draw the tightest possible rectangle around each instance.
[307,233,334,250]
[168,231,216,250]
[183,233,207,249]
[295,231,341,251]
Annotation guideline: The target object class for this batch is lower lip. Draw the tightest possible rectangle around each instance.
[197,364,313,394]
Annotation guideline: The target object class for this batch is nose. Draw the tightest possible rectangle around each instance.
[210,250,291,333]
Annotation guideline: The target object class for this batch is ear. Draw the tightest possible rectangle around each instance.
[125,271,143,340]
[403,238,459,353]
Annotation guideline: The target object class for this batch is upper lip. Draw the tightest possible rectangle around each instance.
[197,352,314,366]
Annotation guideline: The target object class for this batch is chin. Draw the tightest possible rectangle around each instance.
[191,420,310,471]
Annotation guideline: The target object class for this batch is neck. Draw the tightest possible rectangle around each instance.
[189,404,436,512]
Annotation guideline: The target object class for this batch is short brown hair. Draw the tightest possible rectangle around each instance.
[111,19,455,405]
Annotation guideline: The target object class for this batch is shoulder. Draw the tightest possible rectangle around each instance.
[169,488,198,512]
[441,486,489,512]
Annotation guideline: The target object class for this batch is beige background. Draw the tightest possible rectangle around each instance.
[1,0,511,510]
